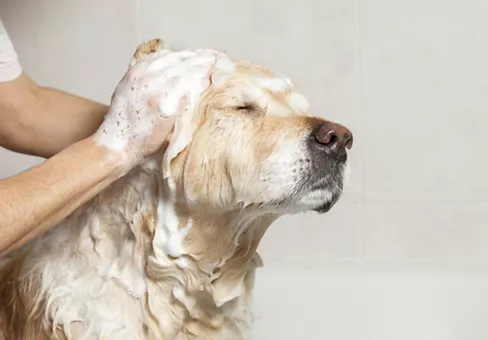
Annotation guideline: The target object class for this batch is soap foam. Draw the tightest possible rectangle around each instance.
[253,76,293,92]
[94,49,230,166]
[211,56,236,85]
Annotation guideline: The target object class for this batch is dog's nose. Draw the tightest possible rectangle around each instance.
[313,121,353,158]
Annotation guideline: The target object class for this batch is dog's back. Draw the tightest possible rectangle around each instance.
[0,255,33,339]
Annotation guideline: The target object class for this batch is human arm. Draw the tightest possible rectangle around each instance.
[0,72,109,158]
[0,138,126,256]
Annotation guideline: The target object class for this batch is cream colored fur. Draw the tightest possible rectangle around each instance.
[0,39,349,340]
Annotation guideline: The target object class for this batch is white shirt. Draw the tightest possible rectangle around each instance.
[0,17,22,82]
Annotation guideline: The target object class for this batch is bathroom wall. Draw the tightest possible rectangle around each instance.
[0,1,487,339]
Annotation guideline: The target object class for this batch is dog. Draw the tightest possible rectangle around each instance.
[0,39,353,340]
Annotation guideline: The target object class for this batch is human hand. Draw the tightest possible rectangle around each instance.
[94,43,217,168]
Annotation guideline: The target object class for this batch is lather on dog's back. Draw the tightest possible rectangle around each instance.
[0,39,353,340]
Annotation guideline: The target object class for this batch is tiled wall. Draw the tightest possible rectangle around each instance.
[1,0,487,264]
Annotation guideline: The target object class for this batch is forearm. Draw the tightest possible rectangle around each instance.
[0,137,124,256]
[0,73,109,158]
[28,86,108,156]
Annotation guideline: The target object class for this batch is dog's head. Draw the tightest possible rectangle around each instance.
[153,51,353,218]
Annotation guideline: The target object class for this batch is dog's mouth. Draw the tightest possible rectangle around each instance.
[307,183,342,214]
[303,158,346,214]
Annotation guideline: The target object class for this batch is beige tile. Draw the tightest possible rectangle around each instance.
[362,202,488,259]
[0,0,138,103]
[361,0,488,201]
[258,202,360,261]
[140,0,361,202]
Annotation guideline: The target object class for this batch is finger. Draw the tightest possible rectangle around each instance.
[153,115,179,139]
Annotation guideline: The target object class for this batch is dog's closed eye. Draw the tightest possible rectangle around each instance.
[235,103,255,111]
[234,103,265,117]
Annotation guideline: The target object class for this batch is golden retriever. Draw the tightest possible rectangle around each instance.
[0,39,353,340]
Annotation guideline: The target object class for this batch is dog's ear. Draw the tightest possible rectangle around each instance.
[129,38,164,67]
[109,39,165,104]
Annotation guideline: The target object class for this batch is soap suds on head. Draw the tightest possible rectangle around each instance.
[211,55,236,85]
[288,92,310,113]
[93,49,231,165]
[253,76,293,92]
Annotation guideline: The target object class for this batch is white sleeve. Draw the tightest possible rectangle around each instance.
[0,17,22,82]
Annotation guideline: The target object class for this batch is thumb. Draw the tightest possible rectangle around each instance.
[153,115,179,140]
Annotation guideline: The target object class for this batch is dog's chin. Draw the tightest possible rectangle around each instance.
[299,177,344,214]
[294,159,346,214]
[274,186,342,215]
[308,187,341,213]
[312,199,336,214]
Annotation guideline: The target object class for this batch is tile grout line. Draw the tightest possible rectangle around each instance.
[355,0,365,264]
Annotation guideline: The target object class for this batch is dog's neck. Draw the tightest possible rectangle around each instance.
[49,158,277,337]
